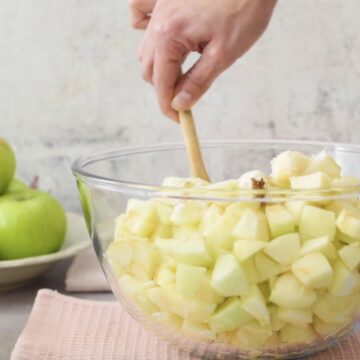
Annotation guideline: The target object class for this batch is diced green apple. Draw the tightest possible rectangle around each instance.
[240,284,270,325]
[211,254,249,296]
[171,237,213,267]
[269,305,285,331]
[176,264,206,299]
[336,209,360,240]
[270,151,310,188]
[255,252,285,282]
[232,208,270,242]
[305,151,341,178]
[170,201,204,225]
[106,240,134,273]
[151,224,172,240]
[265,204,296,238]
[118,274,142,299]
[313,294,352,324]
[326,200,360,218]
[269,273,317,309]
[235,320,273,349]
[150,311,182,331]
[300,236,337,264]
[125,200,158,237]
[242,257,261,284]
[135,281,159,314]
[284,201,308,225]
[172,225,200,240]
[233,240,265,262]
[291,252,333,289]
[208,297,253,332]
[329,260,359,297]
[130,241,159,280]
[182,320,216,340]
[280,324,315,344]
[338,243,360,271]
[225,201,260,218]
[195,274,224,304]
[313,317,346,338]
[277,307,312,326]
[299,205,336,241]
[264,233,300,266]
[189,300,217,323]
[156,265,176,287]
[152,200,173,225]
[290,171,332,190]
[199,204,224,234]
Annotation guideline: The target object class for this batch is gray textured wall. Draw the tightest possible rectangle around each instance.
[1,1,359,210]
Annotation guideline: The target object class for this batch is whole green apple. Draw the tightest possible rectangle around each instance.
[0,189,67,260]
[6,178,28,194]
[0,139,16,195]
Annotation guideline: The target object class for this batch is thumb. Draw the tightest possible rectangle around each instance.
[171,45,224,111]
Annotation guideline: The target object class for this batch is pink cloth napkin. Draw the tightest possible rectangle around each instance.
[11,289,360,360]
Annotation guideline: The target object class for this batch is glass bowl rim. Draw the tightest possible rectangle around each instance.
[71,139,360,202]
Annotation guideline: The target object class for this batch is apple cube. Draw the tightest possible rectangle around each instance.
[151,311,182,331]
[269,305,285,331]
[225,201,260,218]
[135,281,159,314]
[270,151,310,188]
[269,273,317,309]
[171,237,213,267]
[280,324,315,344]
[170,201,203,226]
[172,225,200,240]
[240,284,270,325]
[265,204,296,238]
[118,274,142,299]
[195,274,224,304]
[242,257,261,284]
[313,317,346,338]
[232,208,270,242]
[336,209,360,240]
[277,307,312,326]
[130,241,159,280]
[305,151,341,178]
[300,236,337,263]
[255,252,285,282]
[336,230,359,245]
[151,224,172,240]
[284,201,309,225]
[313,294,352,324]
[199,204,224,234]
[176,264,206,299]
[106,240,134,274]
[291,252,333,289]
[264,233,300,266]
[156,265,176,287]
[125,200,158,237]
[211,254,249,296]
[329,260,358,297]
[338,243,360,271]
[208,297,253,332]
[299,205,336,241]
[235,320,273,349]
[189,300,217,323]
[333,176,360,188]
[203,210,238,250]
[326,200,360,218]
[152,200,173,225]
[182,320,216,341]
[290,171,332,190]
[233,240,265,262]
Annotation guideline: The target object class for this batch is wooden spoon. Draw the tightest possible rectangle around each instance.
[178,109,210,182]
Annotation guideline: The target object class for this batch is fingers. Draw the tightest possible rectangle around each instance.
[129,0,156,29]
[153,50,181,121]
[171,43,224,111]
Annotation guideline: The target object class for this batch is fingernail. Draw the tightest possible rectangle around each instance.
[171,91,193,111]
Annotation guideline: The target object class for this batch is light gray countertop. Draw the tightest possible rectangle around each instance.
[0,259,114,360]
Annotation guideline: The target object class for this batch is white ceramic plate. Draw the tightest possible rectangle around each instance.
[0,212,91,291]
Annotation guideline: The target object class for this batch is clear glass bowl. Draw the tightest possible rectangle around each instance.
[72,140,360,359]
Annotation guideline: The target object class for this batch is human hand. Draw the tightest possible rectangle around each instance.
[133,0,277,121]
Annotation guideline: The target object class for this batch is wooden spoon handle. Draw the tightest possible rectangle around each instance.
[178,109,210,182]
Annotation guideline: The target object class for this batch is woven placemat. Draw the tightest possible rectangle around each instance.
[11,289,359,359]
